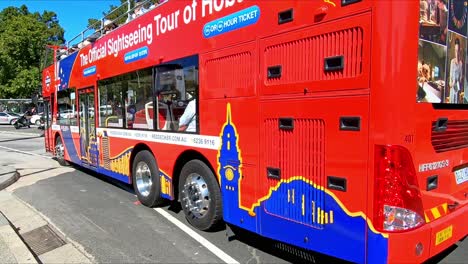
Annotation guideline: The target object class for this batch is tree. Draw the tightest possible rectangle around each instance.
[0,5,64,98]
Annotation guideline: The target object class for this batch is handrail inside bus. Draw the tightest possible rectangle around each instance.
[57,0,167,61]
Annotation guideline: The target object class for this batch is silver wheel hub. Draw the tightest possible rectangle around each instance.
[135,161,152,197]
[181,173,210,218]
[55,141,64,160]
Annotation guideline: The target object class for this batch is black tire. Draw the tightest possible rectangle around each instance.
[55,137,69,166]
[132,150,164,207]
[10,119,17,125]
[179,160,222,231]
[13,123,19,129]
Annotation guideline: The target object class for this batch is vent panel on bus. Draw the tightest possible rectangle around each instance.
[263,118,326,229]
[264,26,363,85]
[204,51,255,99]
[432,120,468,153]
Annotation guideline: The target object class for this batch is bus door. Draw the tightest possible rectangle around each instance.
[44,97,53,152]
[78,88,98,167]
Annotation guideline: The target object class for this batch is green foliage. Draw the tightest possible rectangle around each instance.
[0,5,64,99]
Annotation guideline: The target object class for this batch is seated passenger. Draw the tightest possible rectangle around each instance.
[68,44,79,53]
[132,0,148,19]
[103,19,118,34]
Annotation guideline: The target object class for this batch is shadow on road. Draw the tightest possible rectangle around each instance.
[72,165,135,195]
[71,164,353,264]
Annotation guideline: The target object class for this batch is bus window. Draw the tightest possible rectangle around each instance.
[98,69,153,129]
[155,55,199,132]
[57,89,77,126]
[126,69,153,129]
[98,81,124,128]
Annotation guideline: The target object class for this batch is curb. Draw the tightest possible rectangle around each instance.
[0,170,20,191]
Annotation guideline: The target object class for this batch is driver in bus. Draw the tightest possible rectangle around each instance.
[178,98,196,132]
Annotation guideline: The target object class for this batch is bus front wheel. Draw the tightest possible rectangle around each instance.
[132,150,164,207]
[179,160,222,231]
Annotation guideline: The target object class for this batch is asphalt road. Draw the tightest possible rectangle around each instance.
[0,125,466,263]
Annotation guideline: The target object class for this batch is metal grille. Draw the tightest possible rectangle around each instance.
[21,225,66,256]
[432,120,468,152]
[265,27,363,84]
[204,51,254,97]
[263,118,326,228]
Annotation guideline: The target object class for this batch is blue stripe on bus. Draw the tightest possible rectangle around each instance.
[83,66,96,77]
[97,167,132,184]
[124,46,149,64]
[61,127,81,164]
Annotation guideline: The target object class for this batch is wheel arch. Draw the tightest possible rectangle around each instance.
[54,132,61,144]
[172,150,218,201]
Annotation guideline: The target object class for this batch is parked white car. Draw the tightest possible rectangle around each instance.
[0,112,19,125]
[30,112,43,126]
[59,109,76,119]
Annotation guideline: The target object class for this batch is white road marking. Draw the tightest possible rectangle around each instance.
[154,208,239,264]
[0,145,53,159]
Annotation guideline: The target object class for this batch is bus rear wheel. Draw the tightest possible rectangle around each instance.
[179,160,222,231]
[132,150,164,207]
[55,137,69,166]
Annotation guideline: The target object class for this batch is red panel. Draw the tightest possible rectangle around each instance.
[260,95,370,216]
[201,42,256,99]
[263,118,325,228]
[260,12,371,95]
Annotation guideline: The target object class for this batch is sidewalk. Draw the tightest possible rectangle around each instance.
[0,166,19,191]
[0,139,93,263]
[0,191,93,263]
[0,193,37,264]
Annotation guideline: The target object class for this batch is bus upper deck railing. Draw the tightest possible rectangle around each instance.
[55,0,167,61]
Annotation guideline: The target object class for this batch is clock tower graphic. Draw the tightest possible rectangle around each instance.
[217,103,256,230]
[218,103,242,201]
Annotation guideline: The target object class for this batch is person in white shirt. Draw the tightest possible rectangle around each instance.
[178,99,196,132]
[449,38,463,103]
[132,0,148,19]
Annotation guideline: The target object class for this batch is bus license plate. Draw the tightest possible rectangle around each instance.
[435,225,453,246]
[454,167,468,185]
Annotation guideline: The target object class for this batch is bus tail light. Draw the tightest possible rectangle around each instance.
[374,145,425,232]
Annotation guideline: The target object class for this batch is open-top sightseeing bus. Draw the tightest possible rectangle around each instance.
[41,0,467,263]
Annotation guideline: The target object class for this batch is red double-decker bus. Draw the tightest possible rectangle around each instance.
[41,0,467,263]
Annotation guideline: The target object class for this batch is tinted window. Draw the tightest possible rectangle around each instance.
[57,89,77,126]
[155,55,199,133]
[98,68,152,129]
